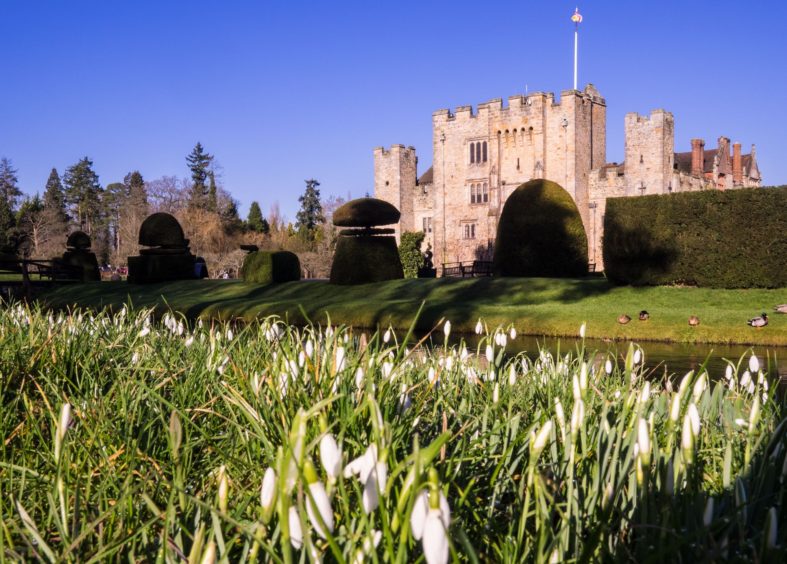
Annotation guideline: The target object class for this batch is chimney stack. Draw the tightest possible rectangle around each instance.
[691,138,705,177]
[733,142,742,185]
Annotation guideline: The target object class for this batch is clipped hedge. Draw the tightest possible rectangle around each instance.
[240,251,301,284]
[603,186,787,288]
[332,198,401,227]
[330,236,403,285]
[493,179,588,277]
[127,254,196,284]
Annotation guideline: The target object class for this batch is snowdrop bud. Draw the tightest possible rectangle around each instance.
[138,326,150,338]
[571,400,585,435]
[475,319,483,335]
[605,359,613,375]
[531,420,553,457]
[633,348,641,365]
[749,354,760,374]
[688,403,701,436]
[428,366,437,384]
[355,367,364,388]
[383,329,391,343]
[217,466,229,514]
[305,339,314,358]
[131,351,140,365]
[443,320,451,338]
[669,393,682,423]
[54,403,72,460]
[554,399,566,440]
[498,332,507,348]
[725,364,734,381]
[692,373,707,402]
[740,370,751,388]
[298,350,306,368]
[509,326,517,339]
[682,414,694,463]
[703,497,714,527]
[260,467,277,523]
[637,418,651,466]
[639,382,650,404]
[572,374,581,401]
[185,335,194,347]
[492,383,499,404]
[335,346,346,373]
[579,362,588,392]
[485,345,494,364]
[422,506,449,564]
[362,461,387,514]
[382,361,393,378]
[579,322,586,339]
[749,395,760,431]
[678,371,693,396]
[508,364,516,386]
[305,479,334,538]
[320,434,342,479]
[288,506,303,549]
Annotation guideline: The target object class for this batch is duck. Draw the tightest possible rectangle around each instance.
[638,310,650,321]
[617,314,631,325]
[748,313,768,328]
[775,304,787,314]
[688,315,700,327]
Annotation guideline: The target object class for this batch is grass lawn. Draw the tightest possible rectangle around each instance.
[38,277,787,346]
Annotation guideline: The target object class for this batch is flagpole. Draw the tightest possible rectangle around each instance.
[571,8,583,90]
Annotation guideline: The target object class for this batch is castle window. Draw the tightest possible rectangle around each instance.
[422,217,433,233]
[482,141,487,162]
[470,144,475,164]
[475,142,481,163]
[482,182,488,203]
[462,222,476,240]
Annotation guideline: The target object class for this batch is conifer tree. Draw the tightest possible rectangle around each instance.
[207,171,218,213]
[124,171,148,214]
[295,179,325,241]
[186,142,213,209]
[63,157,103,234]
[0,157,22,213]
[43,168,68,223]
[246,201,269,233]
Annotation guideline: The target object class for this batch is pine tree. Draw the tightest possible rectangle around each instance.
[63,157,103,234]
[207,171,218,213]
[124,171,148,213]
[186,142,213,209]
[295,179,325,241]
[246,201,269,233]
[0,157,22,213]
[0,196,14,250]
[43,168,68,223]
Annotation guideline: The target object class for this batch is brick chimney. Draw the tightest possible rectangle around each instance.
[733,142,742,185]
[691,138,705,176]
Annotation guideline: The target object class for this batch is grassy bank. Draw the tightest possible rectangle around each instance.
[38,277,787,346]
[0,305,784,561]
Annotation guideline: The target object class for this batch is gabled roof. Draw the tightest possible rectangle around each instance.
[418,166,434,185]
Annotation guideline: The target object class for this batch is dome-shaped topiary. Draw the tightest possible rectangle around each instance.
[333,198,401,228]
[240,251,301,284]
[138,213,189,248]
[66,231,92,250]
[493,179,588,277]
[330,236,404,284]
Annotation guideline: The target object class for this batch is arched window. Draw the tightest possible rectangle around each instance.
[475,142,481,163]
[470,144,475,164]
[482,182,488,203]
[482,141,487,162]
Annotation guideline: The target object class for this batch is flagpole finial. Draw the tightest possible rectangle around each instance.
[571,7,583,26]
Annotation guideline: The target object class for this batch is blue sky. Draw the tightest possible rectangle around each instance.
[2,1,785,221]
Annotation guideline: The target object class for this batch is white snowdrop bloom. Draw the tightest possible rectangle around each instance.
[633,348,642,365]
[605,359,613,375]
[335,347,346,372]
[355,367,365,388]
[443,320,451,338]
[487,369,495,382]
[734,418,748,427]
[740,370,752,388]
[344,444,378,482]
[749,354,760,374]
[297,350,306,368]
[571,400,585,434]
[475,319,483,335]
[138,327,150,338]
[383,329,391,344]
[687,403,701,436]
[639,382,651,404]
[306,481,334,538]
[185,335,194,347]
[362,461,387,514]
[305,339,314,359]
[399,384,412,412]
[226,328,233,341]
[508,365,517,386]
[509,326,517,339]
[260,467,276,512]
[445,355,454,371]
[352,530,383,564]
[492,383,499,404]
[485,345,494,364]
[131,352,140,365]
[692,373,707,402]
[747,381,755,394]
[580,363,588,392]
[725,364,734,381]
[669,393,682,422]
[637,418,651,462]
[554,399,566,436]
[411,490,451,541]
[579,322,586,339]
[422,508,449,564]
[382,361,393,379]
[532,420,553,455]
[320,434,342,479]
[288,506,303,549]
[572,375,581,401]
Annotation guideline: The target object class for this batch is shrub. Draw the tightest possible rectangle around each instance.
[399,231,425,278]
[127,254,196,284]
[60,251,100,282]
[332,198,401,227]
[138,212,188,247]
[603,186,787,288]
[240,251,301,284]
[66,231,92,250]
[493,179,588,277]
[330,236,403,285]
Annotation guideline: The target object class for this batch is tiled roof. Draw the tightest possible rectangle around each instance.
[418,166,434,185]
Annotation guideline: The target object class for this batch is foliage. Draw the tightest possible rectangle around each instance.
[186,142,213,210]
[127,254,196,284]
[240,250,301,284]
[493,179,588,277]
[603,186,787,288]
[295,179,325,242]
[43,168,68,223]
[0,157,22,211]
[330,235,404,284]
[332,197,400,227]
[138,212,188,247]
[0,304,784,561]
[246,201,269,234]
[399,230,425,278]
[63,157,103,234]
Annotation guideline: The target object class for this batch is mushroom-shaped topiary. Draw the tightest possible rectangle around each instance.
[66,231,92,250]
[330,198,403,285]
[332,198,401,228]
[493,179,588,277]
[241,251,301,284]
[138,212,189,248]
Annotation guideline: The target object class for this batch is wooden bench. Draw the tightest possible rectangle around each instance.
[441,261,493,278]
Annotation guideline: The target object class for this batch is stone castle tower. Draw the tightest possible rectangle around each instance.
[375,84,761,271]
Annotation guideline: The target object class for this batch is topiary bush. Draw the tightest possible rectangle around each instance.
[66,231,92,250]
[330,236,404,285]
[493,179,588,277]
[127,255,196,284]
[603,186,787,288]
[399,231,425,278]
[138,213,188,248]
[332,198,401,227]
[240,251,301,284]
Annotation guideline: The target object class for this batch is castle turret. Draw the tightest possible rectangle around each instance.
[624,109,674,196]
[373,145,417,239]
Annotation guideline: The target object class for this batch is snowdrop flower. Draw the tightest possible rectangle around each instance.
[475,319,483,335]
[725,364,734,382]
[288,506,303,549]
[508,365,516,386]
[669,393,682,423]
[633,348,642,365]
[749,354,760,374]
[138,327,150,338]
[570,400,584,436]
[492,383,499,404]
[572,374,581,401]
[131,351,140,365]
[304,461,334,539]
[740,370,752,388]
[687,403,701,436]
[734,418,748,428]
[185,335,194,347]
[638,382,651,404]
[226,328,233,341]
[443,320,451,339]
[382,361,393,379]
[579,322,586,339]
[509,326,517,339]
[681,414,695,463]
[54,403,72,460]
[362,460,387,514]
[260,467,277,523]
[411,489,451,541]
[692,373,707,402]
[531,420,553,458]
[485,345,494,364]
[335,346,346,373]
[605,359,613,375]
[383,329,392,344]
[637,418,651,465]
[320,434,343,479]
[399,384,412,412]
[428,366,437,384]
[554,399,566,441]
[459,345,469,362]
[352,530,383,564]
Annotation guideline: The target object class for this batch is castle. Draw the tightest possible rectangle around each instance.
[373,84,761,270]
